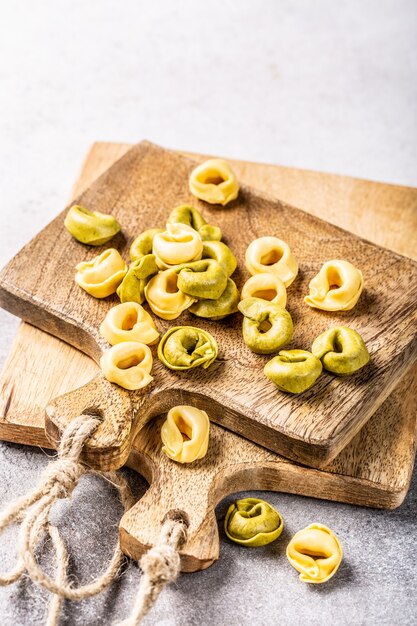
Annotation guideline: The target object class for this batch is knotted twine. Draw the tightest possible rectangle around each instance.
[0,414,188,625]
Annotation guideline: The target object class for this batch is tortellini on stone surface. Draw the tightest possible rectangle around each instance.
[167,204,222,242]
[153,223,203,269]
[286,523,343,584]
[189,278,240,320]
[189,158,239,206]
[311,326,370,375]
[241,272,287,308]
[245,236,298,287]
[238,297,293,354]
[116,254,158,304]
[202,241,237,277]
[130,228,163,262]
[64,205,121,246]
[100,341,153,390]
[176,259,228,300]
[100,302,159,346]
[264,350,322,394]
[224,498,284,547]
[161,405,210,463]
[158,326,218,370]
[144,268,196,320]
[304,259,364,311]
[75,248,127,298]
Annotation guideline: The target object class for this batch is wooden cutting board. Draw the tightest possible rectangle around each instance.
[0,142,416,570]
[1,142,416,468]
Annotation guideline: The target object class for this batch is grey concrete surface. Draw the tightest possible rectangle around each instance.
[0,1,416,624]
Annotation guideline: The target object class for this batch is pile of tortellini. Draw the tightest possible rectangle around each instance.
[224,497,343,584]
[240,236,369,393]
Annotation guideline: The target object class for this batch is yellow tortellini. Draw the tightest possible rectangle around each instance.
[304,259,364,311]
[64,205,121,246]
[100,302,159,346]
[158,326,218,370]
[75,248,127,298]
[100,341,153,390]
[241,273,287,308]
[224,498,284,547]
[167,205,222,242]
[144,269,196,320]
[189,158,239,206]
[161,405,210,463]
[286,523,343,584]
[153,223,203,269]
[245,237,298,287]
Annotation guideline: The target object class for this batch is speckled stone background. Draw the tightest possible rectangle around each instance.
[0,1,416,625]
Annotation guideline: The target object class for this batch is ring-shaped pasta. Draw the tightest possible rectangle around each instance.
[224,498,284,547]
[144,269,196,320]
[75,248,127,298]
[176,259,228,300]
[304,259,364,311]
[158,326,218,370]
[116,254,158,304]
[286,523,343,584]
[161,405,210,463]
[100,341,153,390]
[264,350,322,394]
[153,223,203,270]
[245,237,298,287]
[100,302,159,346]
[189,278,240,320]
[202,241,237,277]
[311,326,370,375]
[238,297,293,355]
[130,228,163,262]
[189,158,239,206]
[167,205,222,242]
[241,273,287,308]
[64,205,121,246]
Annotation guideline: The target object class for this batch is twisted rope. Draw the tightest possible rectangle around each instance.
[0,414,188,625]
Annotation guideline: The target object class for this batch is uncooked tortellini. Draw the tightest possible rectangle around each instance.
[161,405,210,463]
[241,273,287,308]
[158,326,218,370]
[238,297,293,354]
[245,237,298,287]
[100,302,159,346]
[153,223,203,269]
[286,523,343,584]
[75,248,127,298]
[100,341,153,390]
[189,158,239,206]
[304,259,364,311]
[167,204,222,241]
[144,269,196,320]
[311,326,370,375]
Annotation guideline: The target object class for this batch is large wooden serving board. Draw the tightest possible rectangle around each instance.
[0,141,416,469]
[0,142,416,570]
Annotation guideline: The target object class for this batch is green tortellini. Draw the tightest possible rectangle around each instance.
[167,204,222,241]
[64,205,121,246]
[202,241,237,277]
[176,259,228,300]
[238,297,293,355]
[158,326,218,370]
[311,326,370,375]
[224,497,284,547]
[130,228,163,261]
[264,350,322,394]
[116,254,158,304]
[189,278,240,320]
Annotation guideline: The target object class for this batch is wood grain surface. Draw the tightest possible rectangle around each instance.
[0,141,416,467]
[0,142,416,569]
